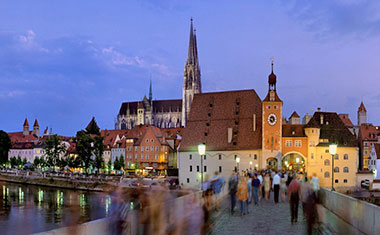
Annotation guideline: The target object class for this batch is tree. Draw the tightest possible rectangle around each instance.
[75,130,94,175]
[34,157,40,167]
[0,130,12,165]
[22,158,27,166]
[85,117,100,135]
[10,157,17,168]
[16,156,22,168]
[107,158,112,173]
[93,135,104,174]
[114,156,120,170]
[119,154,125,170]
[66,155,80,169]
[43,135,66,170]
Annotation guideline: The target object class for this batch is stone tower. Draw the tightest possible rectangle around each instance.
[262,59,283,170]
[23,118,29,136]
[357,101,367,126]
[182,18,201,127]
[33,119,39,137]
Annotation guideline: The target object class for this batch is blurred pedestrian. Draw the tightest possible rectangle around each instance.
[247,174,252,204]
[228,172,238,215]
[272,171,280,203]
[258,171,264,200]
[304,182,318,235]
[264,172,271,200]
[280,172,287,202]
[252,174,260,205]
[236,176,248,216]
[288,174,301,224]
[210,171,224,210]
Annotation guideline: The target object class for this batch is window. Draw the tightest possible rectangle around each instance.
[254,154,257,160]
[285,140,292,147]
[219,166,222,173]
[364,142,368,147]
[343,167,349,173]
[204,166,207,172]
[197,166,199,172]
[151,139,154,142]
[335,179,339,183]
[344,179,348,183]
[146,154,149,160]
[187,178,190,183]
[219,154,222,160]
[311,153,314,159]
[335,154,339,160]
[324,172,330,178]
[344,154,348,160]
[364,151,368,155]
[274,105,278,110]
[204,155,206,160]
[234,155,237,160]
[190,165,192,172]
[156,146,159,151]
[310,141,315,147]
[146,139,149,143]
[146,146,149,152]
[324,159,330,166]
[141,155,143,160]
[151,146,154,152]
[295,140,302,147]
[267,105,271,109]
[325,149,329,153]
[334,167,339,173]
[135,155,138,159]
[189,154,192,160]
[141,146,144,152]
[135,147,138,151]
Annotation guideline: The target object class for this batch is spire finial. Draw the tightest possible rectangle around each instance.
[270,57,274,73]
[149,78,152,102]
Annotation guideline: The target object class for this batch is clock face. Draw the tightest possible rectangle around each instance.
[268,113,277,126]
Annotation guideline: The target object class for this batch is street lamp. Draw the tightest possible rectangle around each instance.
[236,157,240,173]
[198,143,206,190]
[329,143,337,191]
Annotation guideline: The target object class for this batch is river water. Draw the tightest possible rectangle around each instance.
[0,181,121,235]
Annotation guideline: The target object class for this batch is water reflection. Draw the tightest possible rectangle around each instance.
[0,181,119,235]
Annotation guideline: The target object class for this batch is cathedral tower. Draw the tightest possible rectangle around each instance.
[182,18,201,127]
[357,101,367,126]
[262,59,283,169]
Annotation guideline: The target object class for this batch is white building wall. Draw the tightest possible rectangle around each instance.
[179,150,261,189]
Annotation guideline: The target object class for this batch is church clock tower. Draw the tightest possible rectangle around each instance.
[262,59,283,170]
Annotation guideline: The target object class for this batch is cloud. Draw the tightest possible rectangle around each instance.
[283,0,380,39]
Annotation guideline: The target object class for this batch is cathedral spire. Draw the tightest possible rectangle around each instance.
[149,79,152,102]
[187,18,198,65]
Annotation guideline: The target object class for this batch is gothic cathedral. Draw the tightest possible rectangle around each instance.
[115,19,201,130]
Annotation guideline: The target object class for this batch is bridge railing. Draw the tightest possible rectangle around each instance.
[319,187,380,235]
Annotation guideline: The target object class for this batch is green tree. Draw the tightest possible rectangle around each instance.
[10,157,17,168]
[66,155,80,169]
[43,135,66,170]
[93,136,104,174]
[114,157,121,170]
[0,130,12,165]
[107,158,112,173]
[34,157,40,167]
[75,130,94,175]
[119,154,125,170]
[16,156,22,168]
[85,117,100,135]
[22,158,27,166]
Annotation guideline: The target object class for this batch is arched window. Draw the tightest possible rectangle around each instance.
[335,154,339,160]
[343,167,349,173]
[334,167,339,173]
[324,172,330,178]
[324,159,330,166]
[344,154,348,160]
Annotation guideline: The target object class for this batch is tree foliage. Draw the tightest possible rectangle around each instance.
[75,130,94,175]
[43,135,66,170]
[0,130,12,165]
[85,117,100,135]
[93,135,105,173]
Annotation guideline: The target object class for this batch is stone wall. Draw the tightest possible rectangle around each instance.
[319,187,380,235]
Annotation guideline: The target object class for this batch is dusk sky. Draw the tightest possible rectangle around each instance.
[1,0,380,136]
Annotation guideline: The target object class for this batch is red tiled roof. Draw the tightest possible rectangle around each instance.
[358,102,367,112]
[180,89,262,152]
[282,124,306,137]
[33,119,39,127]
[338,114,353,127]
[23,118,29,126]
[359,124,380,141]
[8,131,38,143]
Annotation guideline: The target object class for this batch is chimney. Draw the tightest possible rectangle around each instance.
[317,107,321,112]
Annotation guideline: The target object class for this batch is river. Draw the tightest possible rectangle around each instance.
[0,181,123,235]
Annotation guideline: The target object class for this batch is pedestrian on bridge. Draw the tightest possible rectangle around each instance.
[272,171,281,203]
[228,172,238,215]
[288,174,301,224]
[236,176,249,216]
[252,173,261,205]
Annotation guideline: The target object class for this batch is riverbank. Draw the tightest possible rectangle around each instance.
[0,174,116,192]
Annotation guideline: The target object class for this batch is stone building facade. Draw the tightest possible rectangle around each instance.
[115,19,201,130]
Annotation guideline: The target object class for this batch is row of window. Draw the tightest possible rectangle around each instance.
[126,146,166,152]
[189,154,258,160]
[266,105,278,110]
[285,140,302,147]
[189,165,222,173]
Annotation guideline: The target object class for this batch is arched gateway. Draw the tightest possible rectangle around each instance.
[281,152,306,173]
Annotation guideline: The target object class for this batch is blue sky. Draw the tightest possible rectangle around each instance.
[1,0,380,136]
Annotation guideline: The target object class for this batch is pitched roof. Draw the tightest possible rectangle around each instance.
[23,118,29,126]
[282,124,306,137]
[358,124,380,141]
[33,119,39,127]
[305,112,357,147]
[338,114,353,127]
[8,131,38,143]
[358,102,367,112]
[374,144,380,160]
[289,111,300,119]
[180,89,262,152]
[119,99,182,115]
[263,91,282,102]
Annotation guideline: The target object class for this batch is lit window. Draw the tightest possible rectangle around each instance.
[286,140,292,147]
[295,140,302,147]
